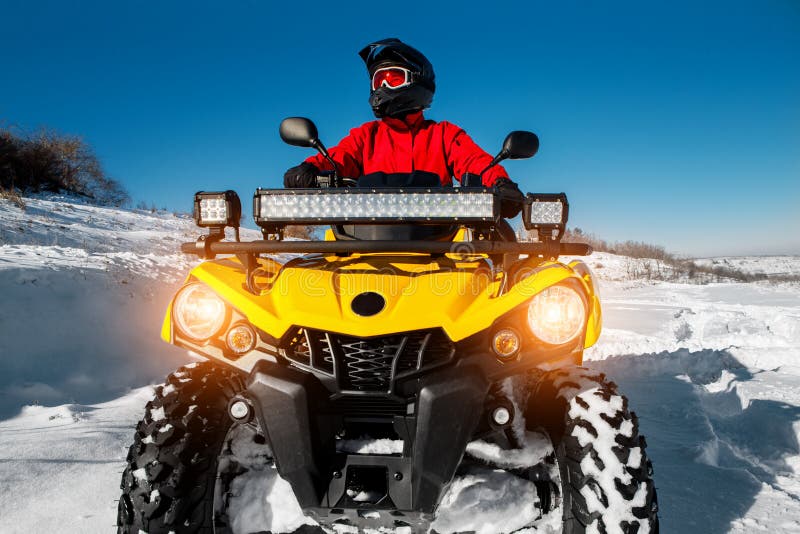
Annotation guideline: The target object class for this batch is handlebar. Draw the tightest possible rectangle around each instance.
[315,175,358,188]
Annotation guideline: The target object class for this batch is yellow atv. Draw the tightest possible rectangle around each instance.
[117,119,658,534]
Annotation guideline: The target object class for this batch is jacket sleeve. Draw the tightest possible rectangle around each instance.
[303,124,367,178]
[442,122,511,187]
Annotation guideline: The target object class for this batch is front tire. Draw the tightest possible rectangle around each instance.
[117,362,243,533]
[528,367,659,534]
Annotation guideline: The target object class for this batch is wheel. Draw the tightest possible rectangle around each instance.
[117,361,321,534]
[528,367,659,534]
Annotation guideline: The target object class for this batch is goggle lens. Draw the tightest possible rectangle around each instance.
[371,67,411,90]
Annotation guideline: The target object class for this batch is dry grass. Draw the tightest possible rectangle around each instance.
[0,186,25,210]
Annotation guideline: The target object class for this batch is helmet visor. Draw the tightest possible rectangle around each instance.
[371,67,413,91]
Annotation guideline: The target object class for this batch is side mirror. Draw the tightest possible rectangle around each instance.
[279,116,340,181]
[279,117,320,148]
[501,131,539,160]
[480,131,539,177]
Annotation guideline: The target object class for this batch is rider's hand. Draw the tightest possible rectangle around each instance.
[283,162,319,188]
[494,179,525,218]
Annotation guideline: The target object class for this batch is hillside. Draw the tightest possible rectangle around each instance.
[1,195,799,533]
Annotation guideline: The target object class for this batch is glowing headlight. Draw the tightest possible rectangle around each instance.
[527,285,586,345]
[174,283,227,341]
[253,189,497,225]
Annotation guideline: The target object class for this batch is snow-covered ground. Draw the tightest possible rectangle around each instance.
[1,195,799,533]
[692,256,800,277]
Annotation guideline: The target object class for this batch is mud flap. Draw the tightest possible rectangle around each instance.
[246,362,332,506]
[412,365,489,512]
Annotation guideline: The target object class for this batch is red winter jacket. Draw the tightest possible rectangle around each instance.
[304,111,510,187]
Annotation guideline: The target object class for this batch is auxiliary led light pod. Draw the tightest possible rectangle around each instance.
[522,193,569,240]
[193,190,242,229]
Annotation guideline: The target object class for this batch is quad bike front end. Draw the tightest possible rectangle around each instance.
[118,122,657,534]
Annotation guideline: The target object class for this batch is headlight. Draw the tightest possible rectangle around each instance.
[527,285,586,345]
[174,283,227,341]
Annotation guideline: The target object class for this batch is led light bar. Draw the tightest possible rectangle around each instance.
[253,188,498,225]
[193,190,242,228]
[522,193,569,231]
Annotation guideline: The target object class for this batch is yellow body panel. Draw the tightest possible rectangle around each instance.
[176,253,602,346]
[568,259,603,348]
[161,301,173,343]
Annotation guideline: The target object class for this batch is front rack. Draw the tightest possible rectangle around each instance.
[181,239,591,259]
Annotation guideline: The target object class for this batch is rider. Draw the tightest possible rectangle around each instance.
[283,38,525,219]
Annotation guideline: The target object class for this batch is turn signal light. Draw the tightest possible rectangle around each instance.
[226,323,257,355]
[492,328,521,361]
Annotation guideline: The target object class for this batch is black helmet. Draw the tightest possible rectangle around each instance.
[359,38,435,119]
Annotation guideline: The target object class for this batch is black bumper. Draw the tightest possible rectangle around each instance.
[246,360,490,530]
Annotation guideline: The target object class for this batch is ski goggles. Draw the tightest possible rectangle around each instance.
[371,66,414,90]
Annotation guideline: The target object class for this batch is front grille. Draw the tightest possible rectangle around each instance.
[328,397,409,416]
[286,328,454,393]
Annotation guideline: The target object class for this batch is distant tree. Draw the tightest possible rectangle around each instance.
[284,225,318,240]
[0,126,129,206]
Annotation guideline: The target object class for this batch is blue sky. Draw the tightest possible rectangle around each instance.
[2,0,798,256]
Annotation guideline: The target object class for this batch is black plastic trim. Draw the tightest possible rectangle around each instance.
[245,360,489,530]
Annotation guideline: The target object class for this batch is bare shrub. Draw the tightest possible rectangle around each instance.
[561,227,610,252]
[545,226,788,284]
[0,186,26,210]
[284,225,317,240]
[0,126,129,206]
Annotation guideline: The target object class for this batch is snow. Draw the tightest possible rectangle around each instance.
[432,467,542,534]
[693,256,800,277]
[1,194,800,532]
[465,431,551,470]
[336,438,405,455]
[221,425,317,534]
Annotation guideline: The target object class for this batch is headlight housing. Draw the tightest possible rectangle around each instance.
[174,283,227,341]
[527,285,586,345]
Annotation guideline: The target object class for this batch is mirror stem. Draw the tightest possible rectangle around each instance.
[311,139,341,186]
[479,150,509,178]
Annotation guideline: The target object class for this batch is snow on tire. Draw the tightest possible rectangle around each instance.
[117,361,244,533]
[529,367,659,534]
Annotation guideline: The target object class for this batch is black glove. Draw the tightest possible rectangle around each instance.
[494,178,525,218]
[283,162,319,188]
